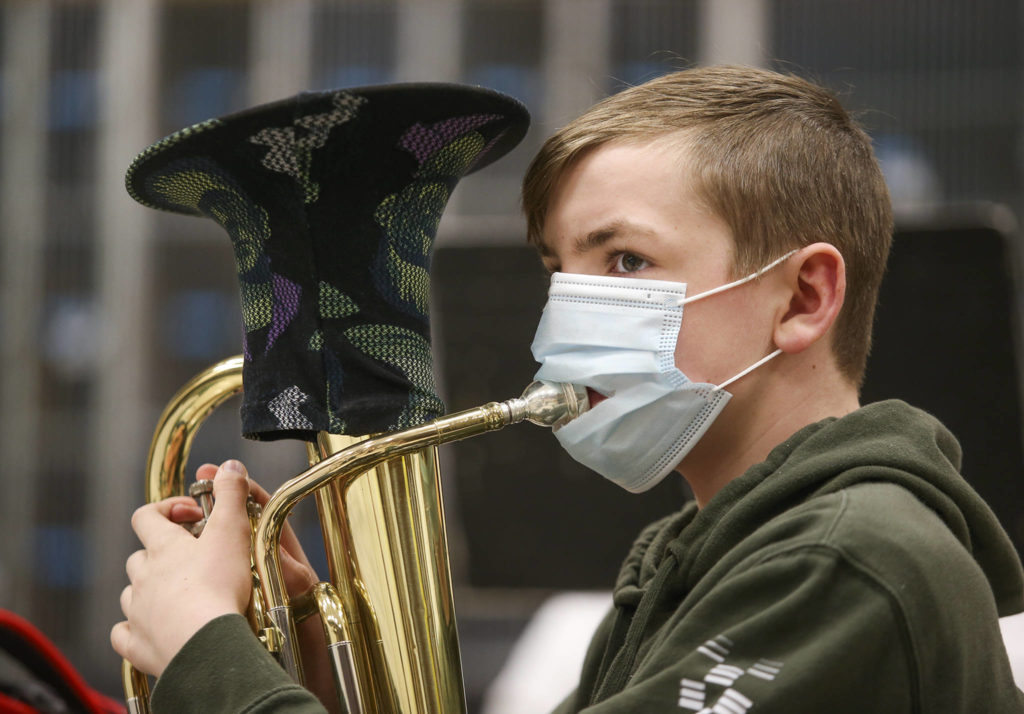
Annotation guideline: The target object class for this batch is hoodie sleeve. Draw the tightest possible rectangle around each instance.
[574,545,1024,714]
[150,614,327,714]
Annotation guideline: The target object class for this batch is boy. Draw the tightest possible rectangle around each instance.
[523,64,1024,712]
[113,66,1024,712]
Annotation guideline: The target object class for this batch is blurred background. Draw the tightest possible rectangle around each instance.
[1,0,1023,710]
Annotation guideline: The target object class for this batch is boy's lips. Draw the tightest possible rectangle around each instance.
[586,387,608,407]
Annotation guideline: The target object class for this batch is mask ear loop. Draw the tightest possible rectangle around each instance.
[682,249,798,306]
[690,250,796,391]
[713,348,783,392]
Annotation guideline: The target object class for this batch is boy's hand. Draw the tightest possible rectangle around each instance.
[165,461,321,599]
[110,460,253,676]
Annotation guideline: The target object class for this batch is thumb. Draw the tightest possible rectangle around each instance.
[203,460,252,549]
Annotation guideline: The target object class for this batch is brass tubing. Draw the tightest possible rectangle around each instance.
[255,401,509,613]
[311,582,364,714]
[310,441,462,712]
[121,658,150,714]
[123,356,245,711]
[310,437,386,709]
[126,361,586,713]
[253,402,511,687]
[144,355,244,501]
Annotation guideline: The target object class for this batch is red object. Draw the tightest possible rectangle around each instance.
[0,609,125,714]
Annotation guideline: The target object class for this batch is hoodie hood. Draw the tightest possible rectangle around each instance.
[613,399,1024,617]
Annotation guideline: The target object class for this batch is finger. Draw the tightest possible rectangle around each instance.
[110,620,130,660]
[120,584,132,619]
[211,460,249,507]
[247,476,310,570]
[278,518,311,569]
[237,468,317,581]
[131,501,190,550]
[247,477,273,507]
[203,461,252,552]
[195,462,218,482]
[161,495,200,510]
[125,549,147,582]
[279,544,319,596]
[168,501,204,525]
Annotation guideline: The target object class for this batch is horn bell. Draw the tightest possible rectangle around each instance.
[122,83,536,714]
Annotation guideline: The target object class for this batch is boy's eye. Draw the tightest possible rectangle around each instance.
[614,253,648,273]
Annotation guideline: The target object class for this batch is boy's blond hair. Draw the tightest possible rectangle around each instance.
[522,66,893,385]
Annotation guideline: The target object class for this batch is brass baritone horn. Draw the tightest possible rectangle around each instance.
[120,82,542,712]
[122,356,588,713]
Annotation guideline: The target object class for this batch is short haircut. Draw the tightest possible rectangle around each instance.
[522,65,894,385]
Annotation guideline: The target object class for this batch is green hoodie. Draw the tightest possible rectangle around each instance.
[150,400,1022,713]
[554,400,1024,713]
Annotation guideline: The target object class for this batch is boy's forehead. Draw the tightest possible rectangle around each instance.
[534,140,725,259]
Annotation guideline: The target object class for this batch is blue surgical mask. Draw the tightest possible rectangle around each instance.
[530,252,793,493]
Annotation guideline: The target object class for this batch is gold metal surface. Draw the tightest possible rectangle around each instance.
[126,355,509,713]
[311,581,352,647]
[144,355,244,502]
[313,582,365,714]
[253,401,511,712]
[122,356,245,714]
[310,437,463,713]
[121,657,149,714]
[126,349,585,713]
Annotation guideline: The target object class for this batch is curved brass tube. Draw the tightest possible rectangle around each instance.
[311,582,363,713]
[123,354,587,713]
[121,356,245,714]
[253,401,511,695]
[145,355,244,502]
[253,380,588,697]
[122,657,150,714]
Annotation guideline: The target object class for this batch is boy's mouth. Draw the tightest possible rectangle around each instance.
[586,387,608,407]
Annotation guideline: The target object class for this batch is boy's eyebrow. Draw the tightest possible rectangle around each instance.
[574,220,656,254]
[536,219,657,260]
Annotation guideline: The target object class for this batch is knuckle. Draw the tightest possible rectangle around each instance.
[125,549,144,574]
[110,622,128,654]
[130,505,149,530]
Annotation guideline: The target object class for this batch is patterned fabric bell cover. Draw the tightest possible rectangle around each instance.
[126,84,529,440]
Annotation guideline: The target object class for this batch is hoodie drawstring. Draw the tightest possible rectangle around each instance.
[590,553,679,705]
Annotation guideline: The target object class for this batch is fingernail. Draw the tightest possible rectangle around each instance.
[220,459,245,475]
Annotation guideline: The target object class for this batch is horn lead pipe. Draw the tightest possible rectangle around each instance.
[254,381,589,684]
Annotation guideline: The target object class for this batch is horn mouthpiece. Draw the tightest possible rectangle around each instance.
[503,380,590,428]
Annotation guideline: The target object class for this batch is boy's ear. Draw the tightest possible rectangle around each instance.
[773,243,846,354]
